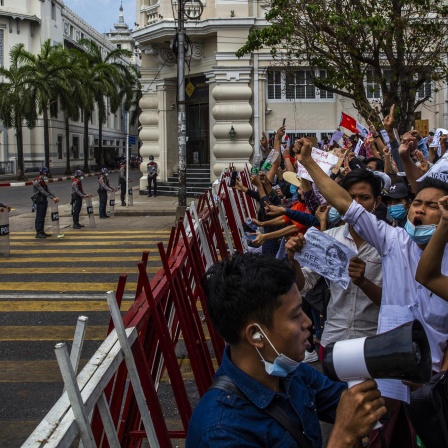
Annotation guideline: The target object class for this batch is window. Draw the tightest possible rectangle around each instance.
[267,69,334,101]
[51,2,56,21]
[267,70,282,100]
[57,136,63,159]
[365,69,391,99]
[417,81,432,100]
[0,29,3,68]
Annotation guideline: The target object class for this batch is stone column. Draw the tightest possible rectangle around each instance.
[211,67,253,179]
[139,92,159,192]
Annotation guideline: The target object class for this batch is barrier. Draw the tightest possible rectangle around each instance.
[50,202,64,238]
[24,174,251,447]
[0,205,10,257]
[86,197,96,228]
[108,191,116,216]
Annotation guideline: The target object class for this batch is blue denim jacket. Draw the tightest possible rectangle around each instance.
[186,346,346,447]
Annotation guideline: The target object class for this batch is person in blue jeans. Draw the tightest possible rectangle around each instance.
[186,253,386,448]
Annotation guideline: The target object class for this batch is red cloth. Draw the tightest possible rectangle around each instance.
[282,201,310,234]
[339,112,358,134]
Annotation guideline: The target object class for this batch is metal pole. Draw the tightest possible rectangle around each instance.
[125,111,129,208]
[177,0,187,208]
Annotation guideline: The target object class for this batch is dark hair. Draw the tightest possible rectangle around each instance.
[326,244,348,263]
[202,253,296,344]
[365,157,385,172]
[416,177,448,196]
[339,168,383,197]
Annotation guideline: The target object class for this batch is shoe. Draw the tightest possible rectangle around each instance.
[41,231,51,237]
[121,202,126,206]
[77,223,85,228]
[35,232,47,239]
[303,350,319,363]
[147,195,152,197]
[73,224,82,229]
[154,194,157,197]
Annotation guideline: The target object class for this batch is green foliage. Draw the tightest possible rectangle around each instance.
[238,0,448,133]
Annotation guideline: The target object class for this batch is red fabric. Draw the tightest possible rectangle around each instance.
[339,112,358,134]
[282,201,310,234]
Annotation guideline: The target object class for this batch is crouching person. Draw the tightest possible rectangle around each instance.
[186,252,386,448]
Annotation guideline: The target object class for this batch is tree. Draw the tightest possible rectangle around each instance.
[0,44,38,180]
[237,0,448,133]
[72,39,137,171]
[19,40,75,176]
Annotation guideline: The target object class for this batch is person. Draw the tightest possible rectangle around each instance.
[0,202,11,211]
[97,168,115,219]
[286,169,382,362]
[71,170,90,229]
[293,133,448,446]
[383,182,411,228]
[186,253,386,448]
[118,163,127,206]
[32,167,59,239]
[415,194,448,305]
[147,155,158,197]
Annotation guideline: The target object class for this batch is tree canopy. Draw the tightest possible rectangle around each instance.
[237,0,448,133]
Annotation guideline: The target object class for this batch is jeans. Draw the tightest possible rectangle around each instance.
[72,196,82,224]
[98,190,107,217]
[147,175,157,196]
[35,200,48,232]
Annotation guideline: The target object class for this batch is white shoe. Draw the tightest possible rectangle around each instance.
[303,350,318,363]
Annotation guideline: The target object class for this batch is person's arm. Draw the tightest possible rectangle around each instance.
[266,125,283,183]
[415,195,448,301]
[252,224,298,246]
[255,215,286,227]
[295,138,353,215]
[348,257,382,306]
[398,132,423,193]
[284,208,320,227]
[382,145,395,176]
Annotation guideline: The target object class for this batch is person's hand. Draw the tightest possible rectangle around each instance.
[383,104,396,133]
[368,119,377,135]
[295,138,313,163]
[251,174,262,188]
[251,218,263,227]
[233,178,245,192]
[438,195,448,222]
[251,232,265,246]
[274,125,285,142]
[53,197,60,203]
[348,257,367,286]
[285,234,306,260]
[316,204,330,223]
[398,132,416,157]
[410,130,423,141]
[414,150,430,174]
[265,204,285,216]
[330,380,386,445]
[383,145,391,158]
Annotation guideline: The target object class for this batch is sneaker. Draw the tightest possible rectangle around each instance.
[41,231,51,237]
[77,223,86,228]
[35,232,47,239]
[73,224,82,229]
[303,350,318,363]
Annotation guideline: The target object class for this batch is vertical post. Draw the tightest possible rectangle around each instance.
[0,206,10,257]
[177,0,187,208]
[125,111,130,208]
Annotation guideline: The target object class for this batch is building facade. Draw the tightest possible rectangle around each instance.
[0,0,139,175]
[132,0,447,188]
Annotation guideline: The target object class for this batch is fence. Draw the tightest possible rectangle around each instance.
[24,171,257,447]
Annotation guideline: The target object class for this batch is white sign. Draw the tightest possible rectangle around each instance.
[330,130,344,145]
[356,122,369,138]
[380,130,391,149]
[294,227,357,289]
[429,128,448,147]
[417,156,448,183]
[297,148,339,182]
[354,138,364,156]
